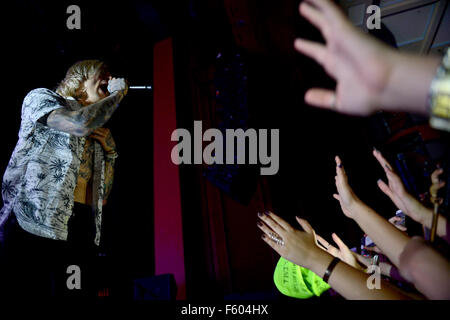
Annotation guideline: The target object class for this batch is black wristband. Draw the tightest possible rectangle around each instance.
[323,257,340,283]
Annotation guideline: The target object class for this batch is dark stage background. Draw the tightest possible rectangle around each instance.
[0,0,447,300]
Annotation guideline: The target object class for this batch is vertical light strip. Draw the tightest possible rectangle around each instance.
[153,37,186,299]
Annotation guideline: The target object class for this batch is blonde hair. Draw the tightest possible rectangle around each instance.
[56,60,108,101]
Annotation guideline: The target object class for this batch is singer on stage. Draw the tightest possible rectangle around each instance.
[0,60,128,297]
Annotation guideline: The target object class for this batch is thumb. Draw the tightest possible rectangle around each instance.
[388,216,401,224]
[304,88,336,111]
[332,233,349,251]
[296,216,314,234]
[377,179,394,198]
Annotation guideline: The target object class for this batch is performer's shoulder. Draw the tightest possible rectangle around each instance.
[25,87,59,97]
[24,88,66,103]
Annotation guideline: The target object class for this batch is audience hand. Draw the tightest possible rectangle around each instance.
[389,216,407,232]
[257,211,323,269]
[333,156,362,219]
[294,0,394,115]
[373,149,446,234]
[294,0,440,116]
[316,233,363,270]
[373,149,421,220]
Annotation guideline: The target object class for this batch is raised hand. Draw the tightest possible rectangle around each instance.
[294,0,393,115]
[257,211,322,269]
[294,0,439,116]
[373,149,426,224]
[333,156,361,219]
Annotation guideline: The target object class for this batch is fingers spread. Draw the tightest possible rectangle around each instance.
[307,0,346,22]
[294,38,327,65]
[299,2,329,38]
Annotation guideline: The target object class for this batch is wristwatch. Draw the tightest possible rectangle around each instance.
[429,48,450,132]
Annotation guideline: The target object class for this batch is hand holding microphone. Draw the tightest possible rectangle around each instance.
[107,77,129,96]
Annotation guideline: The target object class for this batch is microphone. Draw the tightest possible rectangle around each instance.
[129,85,152,90]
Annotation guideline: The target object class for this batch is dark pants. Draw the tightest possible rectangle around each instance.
[0,202,98,299]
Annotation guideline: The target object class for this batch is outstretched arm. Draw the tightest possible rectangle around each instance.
[333,155,410,267]
[373,150,447,240]
[257,212,412,299]
[334,156,450,299]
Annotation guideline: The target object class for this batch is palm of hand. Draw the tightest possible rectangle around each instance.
[385,174,410,212]
[373,150,423,221]
[297,1,392,115]
[334,65,381,116]
[334,157,359,219]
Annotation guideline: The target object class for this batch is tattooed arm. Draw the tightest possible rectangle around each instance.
[47,91,124,137]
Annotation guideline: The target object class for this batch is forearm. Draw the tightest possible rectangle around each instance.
[399,236,450,299]
[352,201,410,267]
[47,91,124,136]
[380,52,440,115]
[307,250,411,300]
[418,207,447,239]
